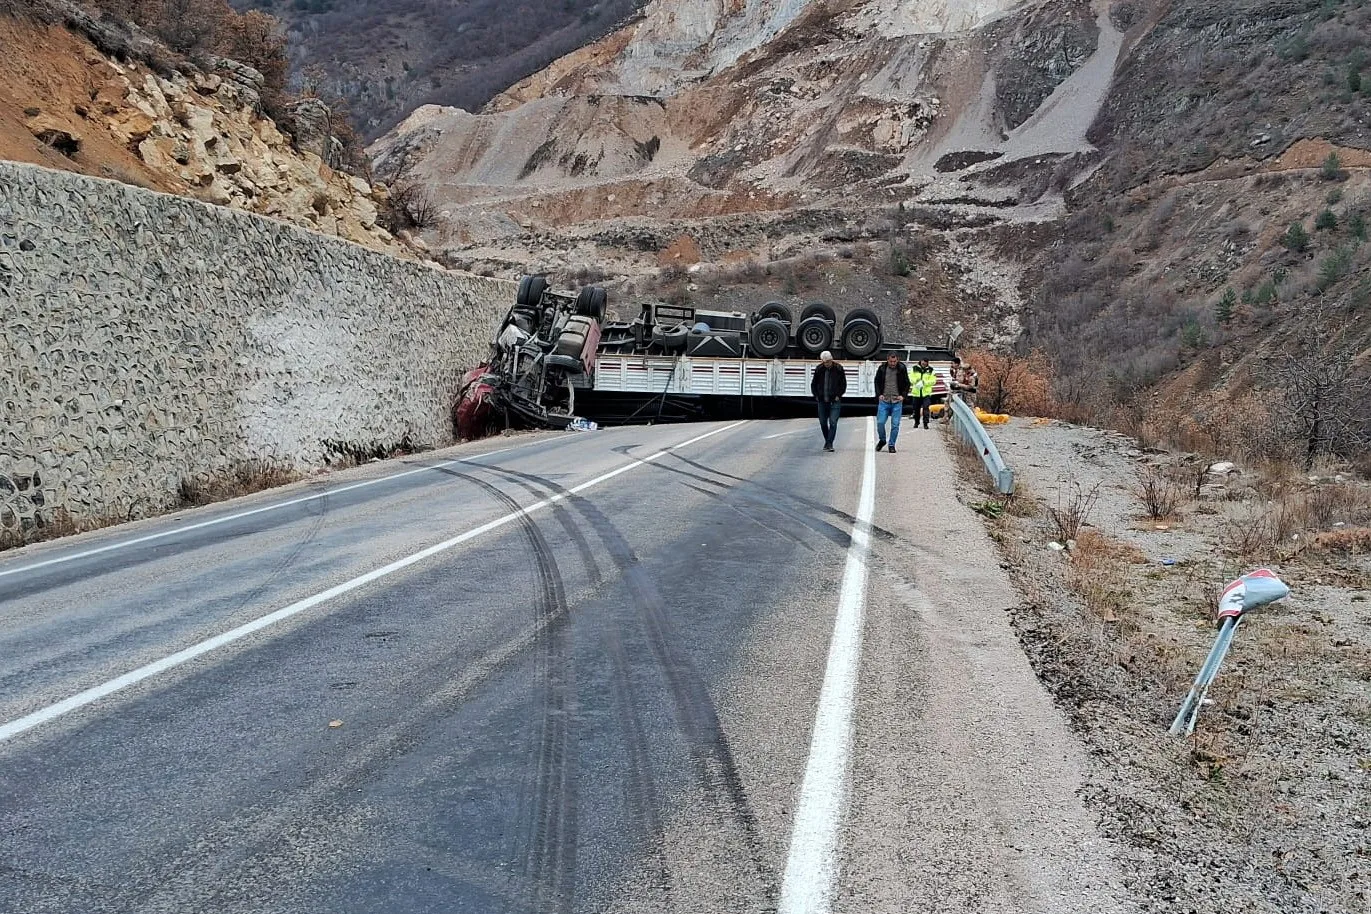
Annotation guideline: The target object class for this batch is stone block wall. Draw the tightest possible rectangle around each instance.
[0,161,512,539]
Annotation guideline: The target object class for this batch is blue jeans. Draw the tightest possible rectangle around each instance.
[876,399,902,446]
[817,400,841,447]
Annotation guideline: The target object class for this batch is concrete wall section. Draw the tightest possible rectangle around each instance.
[0,161,511,537]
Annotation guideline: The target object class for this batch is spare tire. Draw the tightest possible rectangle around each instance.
[800,302,836,324]
[756,301,793,325]
[517,274,548,307]
[749,316,789,357]
[840,317,881,359]
[843,307,881,328]
[797,315,834,354]
[575,285,608,322]
[662,324,689,350]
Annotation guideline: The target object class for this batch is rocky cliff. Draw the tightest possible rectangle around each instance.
[0,8,413,258]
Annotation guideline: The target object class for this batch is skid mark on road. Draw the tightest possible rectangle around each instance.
[473,462,776,907]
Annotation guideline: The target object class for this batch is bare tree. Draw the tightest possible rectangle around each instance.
[1279,307,1371,468]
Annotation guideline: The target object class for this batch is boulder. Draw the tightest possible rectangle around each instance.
[288,97,334,163]
[25,113,83,157]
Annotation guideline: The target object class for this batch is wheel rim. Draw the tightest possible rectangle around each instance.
[801,324,829,350]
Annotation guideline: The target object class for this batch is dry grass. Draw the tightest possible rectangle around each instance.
[1069,528,1146,625]
[0,506,126,552]
[1220,482,1371,558]
[1313,526,1371,553]
[177,460,300,507]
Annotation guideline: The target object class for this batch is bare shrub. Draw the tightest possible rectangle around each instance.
[382,182,437,233]
[965,348,1056,415]
[1048,482,1100,542]
[1136,467,1181,520]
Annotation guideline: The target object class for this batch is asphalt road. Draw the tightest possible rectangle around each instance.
[0,418,1131,914]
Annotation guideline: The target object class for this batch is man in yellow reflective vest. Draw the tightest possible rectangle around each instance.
[908,358,938,430]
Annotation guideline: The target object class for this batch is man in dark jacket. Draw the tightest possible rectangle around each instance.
[811,350,847,452]
[872,351,911,452]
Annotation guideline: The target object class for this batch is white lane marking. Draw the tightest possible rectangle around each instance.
[0,421,746,743]
[762,426,811,439]
[0,436,574,581]
[778,415,876,914]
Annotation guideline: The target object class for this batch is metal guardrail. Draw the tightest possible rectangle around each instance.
[947,395,1014,495]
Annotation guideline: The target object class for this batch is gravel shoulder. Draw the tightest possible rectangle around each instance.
[961,417,1371,914]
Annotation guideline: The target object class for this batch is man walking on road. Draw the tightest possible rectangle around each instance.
[811,350,847,452]
[909,358,937,430]
[873,351,910,453]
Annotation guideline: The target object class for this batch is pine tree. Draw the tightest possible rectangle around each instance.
[1216,287,1237,323]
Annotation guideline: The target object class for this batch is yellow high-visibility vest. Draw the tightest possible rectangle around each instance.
[907,367,937,397]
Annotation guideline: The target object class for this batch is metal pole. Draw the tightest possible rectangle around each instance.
[1169,615,1240,736]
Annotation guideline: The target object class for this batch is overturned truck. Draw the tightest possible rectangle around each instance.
[455,276,958,438]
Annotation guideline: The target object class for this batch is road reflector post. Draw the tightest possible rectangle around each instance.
[1169,569,1290,736]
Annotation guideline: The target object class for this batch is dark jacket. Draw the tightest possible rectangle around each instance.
[811,362,848,402]
[873,361,911,399]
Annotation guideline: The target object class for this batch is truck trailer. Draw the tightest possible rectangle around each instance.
[454,276,958,437]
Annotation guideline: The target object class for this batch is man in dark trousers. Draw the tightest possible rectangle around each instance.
[811,350,847,452]
[909,358,938,430]
[872,351,910,453]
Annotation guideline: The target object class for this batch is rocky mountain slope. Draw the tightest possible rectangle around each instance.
[371,0,1370,458]
[0,3,414,258]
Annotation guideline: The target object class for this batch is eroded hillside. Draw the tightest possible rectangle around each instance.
[0,2,417,258]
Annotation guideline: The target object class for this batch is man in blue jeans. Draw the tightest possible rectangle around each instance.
[873,351,910,452]
[811,350,847,452]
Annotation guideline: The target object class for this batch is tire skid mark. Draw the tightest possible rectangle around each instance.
[665,451,902,544]
[469,463,779,908]
[470,468,674,905]
[426,467,578,914]
[113,474,569,914]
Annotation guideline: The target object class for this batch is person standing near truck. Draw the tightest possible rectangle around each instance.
[811,350,847,452]
[909,358,938,429]
[872,351,910,452]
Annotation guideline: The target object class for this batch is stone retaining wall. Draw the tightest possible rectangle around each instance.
[0,161,511,540]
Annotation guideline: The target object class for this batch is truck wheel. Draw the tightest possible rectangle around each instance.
[840,317,881,358]
[662,324,689,350]
[757,301,793,325]
[843,307,880,328]
[749,316,790,357]
[517,274,548,307]
[575,285,607,322]
[797,316,834,354]
[545,353,584,373]
[800,302,836,324]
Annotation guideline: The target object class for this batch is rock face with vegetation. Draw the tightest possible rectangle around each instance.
[0,0,418,257]
[229,0,650,139]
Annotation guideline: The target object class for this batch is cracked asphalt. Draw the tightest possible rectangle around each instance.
[0,419,1131,914]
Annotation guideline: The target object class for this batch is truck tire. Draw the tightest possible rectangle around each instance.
[749,316,789,357]
[843,307,881,328]
[662,323,689,350]
[800,302,836,324]
[517,274,548,307]
[575,285,607,322]
[840,317,881,358]
[757,302,793,326]
[797,315,834,354]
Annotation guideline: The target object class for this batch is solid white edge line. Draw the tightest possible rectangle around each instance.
[0,435,575,581]
[0,420,746,743]
[778,415,876,914]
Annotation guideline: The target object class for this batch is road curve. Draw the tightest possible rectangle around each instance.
[0,419,1129,914]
